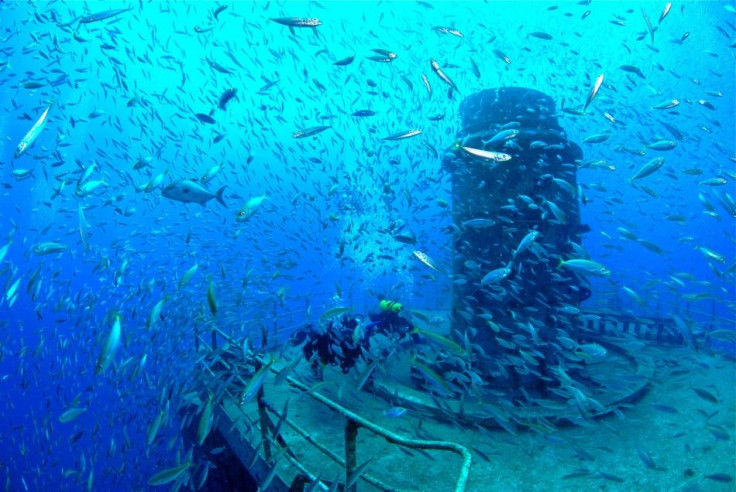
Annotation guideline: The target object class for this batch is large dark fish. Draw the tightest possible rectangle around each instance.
[162,180,226,207]
[351,110,375,117]
[620,65,645,79]
[333,55,355,66]
[213,5,228,20]
[208,59,232,74]
[218,89,237,110]
[195,112,216,124]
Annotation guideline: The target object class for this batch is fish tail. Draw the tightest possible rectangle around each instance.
[215,186,226,207]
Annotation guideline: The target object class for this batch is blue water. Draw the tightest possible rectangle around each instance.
[1,1,734,490]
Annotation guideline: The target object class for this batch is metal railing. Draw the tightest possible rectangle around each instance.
[580,310,685,345]
[203,326,472,492]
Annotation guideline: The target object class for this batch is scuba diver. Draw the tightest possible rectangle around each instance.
[364,299,420,347]
[289,316,363,377]
[289,299,419,378]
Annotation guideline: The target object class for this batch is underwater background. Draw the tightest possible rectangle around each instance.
[0,1,734,491]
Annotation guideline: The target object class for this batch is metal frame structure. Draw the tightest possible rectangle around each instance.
[199,326,472,492]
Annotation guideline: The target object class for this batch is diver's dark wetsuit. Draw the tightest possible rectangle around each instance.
[290,311,419,374]
[290,316,366,374]
[364,311,420,347]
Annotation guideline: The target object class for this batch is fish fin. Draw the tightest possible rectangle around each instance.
[215,186,226,207]
[289,26,295,36]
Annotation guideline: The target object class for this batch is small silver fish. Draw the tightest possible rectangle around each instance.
[461,146,511,162]
[413,250,445,275]
[15,101,53,158]
[382,129,422,141]
[430,59,458,92]
[583,73,604,112]
[462,218,496,229]
[293,125,331,138]
[383,407,407,418]
[481,267,511,286]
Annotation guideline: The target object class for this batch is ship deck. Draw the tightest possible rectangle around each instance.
[186,310,736,491]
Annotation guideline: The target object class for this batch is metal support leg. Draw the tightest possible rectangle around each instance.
[345,418,358,492]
